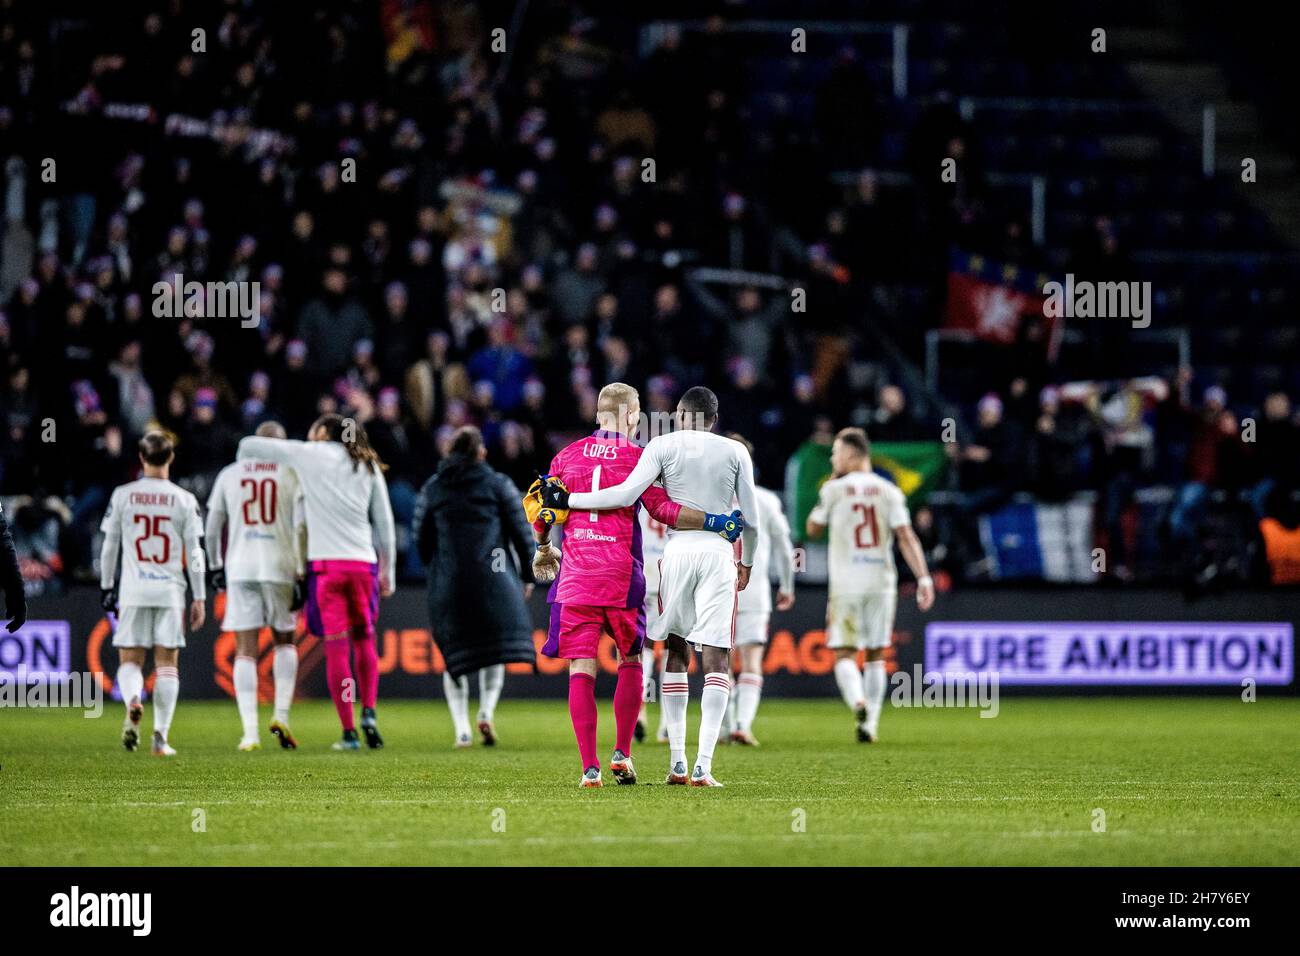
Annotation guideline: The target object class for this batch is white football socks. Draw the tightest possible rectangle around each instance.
[696,672,731,775]
[153,666,179,738]
[477,664,504,721]
[723,673,737,735]
[272,644,297,724]
[735,673,763,731]
[443,672,471,739]
[233,655,259,740]
[117,662,143,712]
[834,657,865,712]
[863,660,887,734]
[661,671,689,768]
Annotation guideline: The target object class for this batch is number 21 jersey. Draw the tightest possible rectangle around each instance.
[809,470,911,597]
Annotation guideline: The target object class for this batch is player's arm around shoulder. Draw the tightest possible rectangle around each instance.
[566,438,661,510]
[237,434,311,467]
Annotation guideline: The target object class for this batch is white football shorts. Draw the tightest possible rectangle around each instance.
[734,609,770,647]
[826,591,897,651]
[114,605,186,649]
[650,549,737,650]
[222,580,296,632]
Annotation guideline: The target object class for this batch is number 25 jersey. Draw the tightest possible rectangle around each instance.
[100,477,204,608]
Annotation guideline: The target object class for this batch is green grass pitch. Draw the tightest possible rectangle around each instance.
[2,696,1297,866]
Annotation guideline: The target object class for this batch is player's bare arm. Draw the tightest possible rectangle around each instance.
[895,523,935,612]
[538,474,745,541]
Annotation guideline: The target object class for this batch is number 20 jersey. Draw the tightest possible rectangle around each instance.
[101,477,203,608]
[809,470,911,598]
[207,459,304,585]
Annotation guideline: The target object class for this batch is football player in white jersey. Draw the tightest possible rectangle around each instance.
[237,413,396,751]
[542,386,758,786]
[806,428,934,742]
[723,434,795,746]
[99,431,206,756]
[206,421,308,751]
[636,500,671,743]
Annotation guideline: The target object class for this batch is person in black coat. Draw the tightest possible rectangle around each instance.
[413,425,536,748]
[0,501,25,632]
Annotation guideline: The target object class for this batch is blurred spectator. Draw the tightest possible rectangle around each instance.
[951,392,1017,512]
[1098,380,1156,578]
[1029,386,1085,501]
[870,384,923,442]
[551,244,604,326]
[1251,392,1300,519]
[176,387,239,501]
[107,340,155,441]
[296,268,373,380]
[467,318,533,413]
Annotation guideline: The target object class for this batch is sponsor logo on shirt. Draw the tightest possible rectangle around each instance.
[569,527,617,543]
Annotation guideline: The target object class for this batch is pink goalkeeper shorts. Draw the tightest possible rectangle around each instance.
[305,560,379,639]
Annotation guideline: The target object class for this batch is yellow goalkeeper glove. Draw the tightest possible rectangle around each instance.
[523,473,570,526]
[523,475,571,526]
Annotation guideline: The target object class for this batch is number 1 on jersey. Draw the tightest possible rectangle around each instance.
[589,465,601,522]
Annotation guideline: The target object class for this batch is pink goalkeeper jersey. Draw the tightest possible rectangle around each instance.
[548,430,682,608]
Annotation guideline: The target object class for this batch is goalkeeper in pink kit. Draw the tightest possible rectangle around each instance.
[526,383,743,788]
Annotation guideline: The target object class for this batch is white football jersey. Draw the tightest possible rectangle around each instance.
[736,485,796,614]
[100,477,205,608]
[809,469,911,597]
[206,459,306,585]
[236,436,397,591]
[637,497,671,593]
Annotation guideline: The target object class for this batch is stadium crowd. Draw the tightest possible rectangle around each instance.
[0,1,1296,589]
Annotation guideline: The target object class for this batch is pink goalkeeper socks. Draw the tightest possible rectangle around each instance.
[568,672,599,771]
[324,638,356,731]
[352,637,379,710]
[613,660,643,755]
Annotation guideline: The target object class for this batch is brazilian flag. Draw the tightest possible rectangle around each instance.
[785,440,948,538]
[871,442,948,504]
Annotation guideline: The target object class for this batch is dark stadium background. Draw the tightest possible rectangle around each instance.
[0,0,1296,696]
